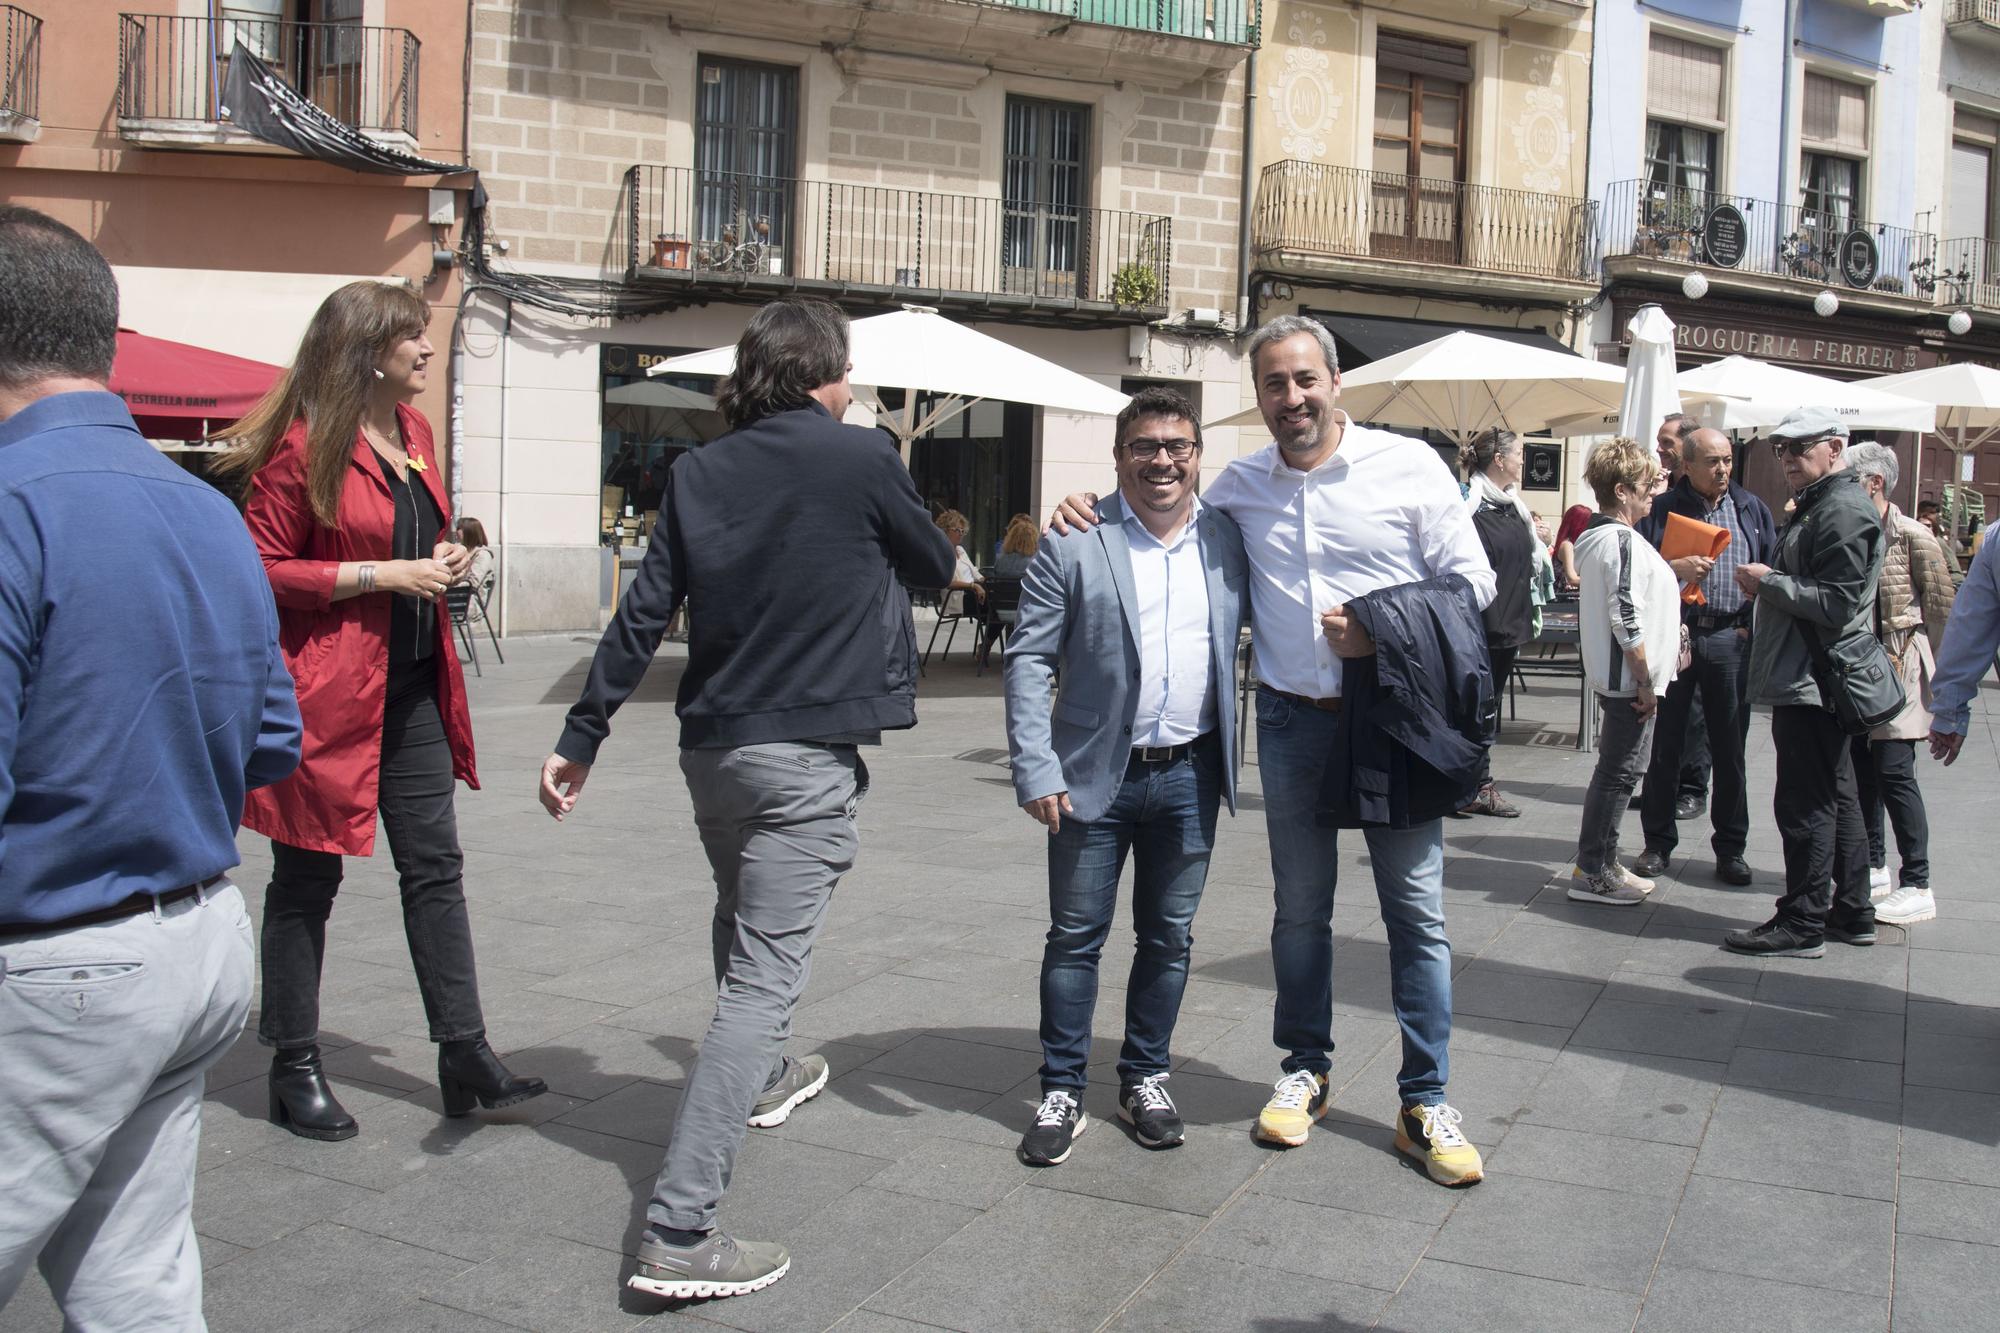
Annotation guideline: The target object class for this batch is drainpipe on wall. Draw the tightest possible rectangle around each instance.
[1777,0,1800,224]
[1236,45,1258,334]
[498,295,512,639]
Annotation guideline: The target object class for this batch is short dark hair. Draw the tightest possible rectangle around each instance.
[715,298,849,429]
[1116,385,1202,449]
[0,206,119,390]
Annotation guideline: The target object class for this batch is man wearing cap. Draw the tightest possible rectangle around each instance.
[1725,407,1884,957]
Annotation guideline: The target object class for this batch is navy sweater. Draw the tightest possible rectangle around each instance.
[557,401,955,758]
[0,393,301,927]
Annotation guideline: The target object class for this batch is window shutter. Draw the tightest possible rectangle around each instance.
[1646,34,1726,125]
[1802,73,1869,154]
[1377,31,1472,85]
[1950,140,1992,240]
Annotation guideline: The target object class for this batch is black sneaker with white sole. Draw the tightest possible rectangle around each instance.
[747,1055,828,1128]
[629,1230,790,1300]
[1019,1088,1088,1166]
[1118,1073,1186,1149]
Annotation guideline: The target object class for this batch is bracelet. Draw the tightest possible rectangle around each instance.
[358,563,377,594]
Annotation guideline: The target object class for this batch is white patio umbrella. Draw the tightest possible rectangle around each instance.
[602,380,727,442]
[1617,304,1681,445]
[1870,362,2000,512]
[1206,330,1627,444]
[647,306,1128,451]
[1675,356,1936,434]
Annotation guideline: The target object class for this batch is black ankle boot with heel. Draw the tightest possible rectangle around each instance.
[268,1044,359,1141]
[437,1038,547,1117]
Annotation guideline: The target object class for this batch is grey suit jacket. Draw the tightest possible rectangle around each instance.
[1003,493,1249,823]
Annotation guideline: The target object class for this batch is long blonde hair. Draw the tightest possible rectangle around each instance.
[215,281,430,528]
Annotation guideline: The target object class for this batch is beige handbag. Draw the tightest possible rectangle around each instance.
[1871,625,1934,742]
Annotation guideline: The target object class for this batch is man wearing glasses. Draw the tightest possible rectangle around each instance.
[1005,386,1248,1166]
[1725,407,1884,957]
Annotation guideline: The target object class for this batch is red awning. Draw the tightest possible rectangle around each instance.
[109,328,282,439]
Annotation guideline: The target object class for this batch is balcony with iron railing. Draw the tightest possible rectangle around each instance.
[116,13,420,150]
[1251,160,1599,294]
[610,1,1255,80]
[622,165,1173,325]
[0,5,39,142]
[1601,178,1943,309]
[1948,0,2000,47]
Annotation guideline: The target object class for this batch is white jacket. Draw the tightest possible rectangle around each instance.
[1575,516,1681,698]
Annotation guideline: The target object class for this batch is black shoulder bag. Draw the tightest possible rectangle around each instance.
[1801,623,1906,737]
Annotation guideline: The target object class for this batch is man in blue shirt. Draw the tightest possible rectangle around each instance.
[0,207,301,1331]
[1929,523,2000,768]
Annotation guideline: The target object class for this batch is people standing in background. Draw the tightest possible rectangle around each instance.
[1845,444,1954,926]
[1457,428,1548,819]
[1916,499,1963,580]
[1568,437,1681,905]
[218,281,545,1142]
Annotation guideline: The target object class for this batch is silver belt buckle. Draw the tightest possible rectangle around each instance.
[1135,744,1173,763]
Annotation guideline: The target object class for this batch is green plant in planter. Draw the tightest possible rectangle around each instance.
[1111,260,1163,308]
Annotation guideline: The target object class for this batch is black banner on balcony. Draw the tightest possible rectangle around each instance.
[220,46,464,177]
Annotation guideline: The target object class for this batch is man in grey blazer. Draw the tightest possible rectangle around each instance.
[1004,386,1249,1166]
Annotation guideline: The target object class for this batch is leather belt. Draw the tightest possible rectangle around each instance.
[1131,732,1213,764]
[1687,610,1749,631]
[0,875,225,941]
[1262,686,1343,713]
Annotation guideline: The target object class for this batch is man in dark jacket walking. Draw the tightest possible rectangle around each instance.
[539,298,954,1299]
[1725,408,1884,957]
[1632,427,1778,886]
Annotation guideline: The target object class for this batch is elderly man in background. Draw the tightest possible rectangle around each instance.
[1845,443,1955,925]
[1632,426,1778,887]
[1726,408,1884,957]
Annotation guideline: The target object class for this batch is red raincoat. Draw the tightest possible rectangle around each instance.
[242,405,479,855]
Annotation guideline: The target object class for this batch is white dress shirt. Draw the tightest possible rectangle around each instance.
[1203,412,1496,698]
[1124,499,1215,746]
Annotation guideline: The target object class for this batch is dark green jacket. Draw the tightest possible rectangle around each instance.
[1747,469,1885,708]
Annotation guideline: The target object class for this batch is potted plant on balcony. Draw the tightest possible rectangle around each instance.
[650,233,690,269]
[1111,261,1162,308]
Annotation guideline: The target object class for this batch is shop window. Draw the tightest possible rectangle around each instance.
[696,57,797,271]
[598,343,715,545]
[1800,72,1868,234]
[1002,97,1089,298]
[1371,32,1468,265]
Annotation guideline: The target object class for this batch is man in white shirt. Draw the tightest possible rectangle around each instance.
[1005,388,1249,1167]
[1054,316,1493,1187]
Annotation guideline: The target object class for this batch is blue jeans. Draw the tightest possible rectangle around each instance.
[1256,688,1452,1107]
[1038,734,1221,1091]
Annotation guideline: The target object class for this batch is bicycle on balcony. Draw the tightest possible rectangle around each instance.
[696,216,774,275]
[1779,225,1831,282]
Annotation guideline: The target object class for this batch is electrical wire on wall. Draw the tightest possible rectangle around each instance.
[457,177,691,323]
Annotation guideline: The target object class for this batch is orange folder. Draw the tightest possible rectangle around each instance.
[1661,512,1732,605]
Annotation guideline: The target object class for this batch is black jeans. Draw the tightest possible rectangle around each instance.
[258,660,486,1047]
[1770,705,1874,931]
[1474,642,1519,788]
[1678,691,1710,800]
[1849,735,1931,888]
[1640,626,1751,859]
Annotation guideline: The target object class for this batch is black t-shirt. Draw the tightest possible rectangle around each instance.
[373,448,442,665]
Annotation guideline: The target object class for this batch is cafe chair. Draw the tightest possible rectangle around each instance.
[444,585,491,677]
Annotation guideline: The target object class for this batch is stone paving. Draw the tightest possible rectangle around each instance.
[6,630,2000,1333]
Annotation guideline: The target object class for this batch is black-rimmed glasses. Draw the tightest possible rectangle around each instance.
[1120,438,1199,462]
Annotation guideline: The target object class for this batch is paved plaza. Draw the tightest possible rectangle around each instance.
[7,631,2000,1333]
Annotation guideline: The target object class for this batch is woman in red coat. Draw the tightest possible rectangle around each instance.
[217,281,542,1140]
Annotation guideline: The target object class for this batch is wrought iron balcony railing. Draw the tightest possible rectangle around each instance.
[624,165,1173,314]
[1,5,39,124]
[985,1,1261,45]
[117,13,420,137]
[1601,178,1940,299]
[1252,160,1597,282]
[1932,237,2000,313]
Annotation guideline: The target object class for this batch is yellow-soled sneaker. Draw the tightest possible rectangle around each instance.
[1395,1102,1484,1187]
[1253,1070,1330,1147]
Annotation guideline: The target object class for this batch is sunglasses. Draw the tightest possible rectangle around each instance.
[1769,435,1838,458]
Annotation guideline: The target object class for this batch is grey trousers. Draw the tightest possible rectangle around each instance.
[1577,696,1657,874]
[650,743,865,1233]
[0,881,255,1332]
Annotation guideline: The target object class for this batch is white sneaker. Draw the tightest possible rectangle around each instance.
[1876,885,1936,925]
[1869,864,1893,900]
[1569,866,1646,905]
[1614,862,1657,895]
